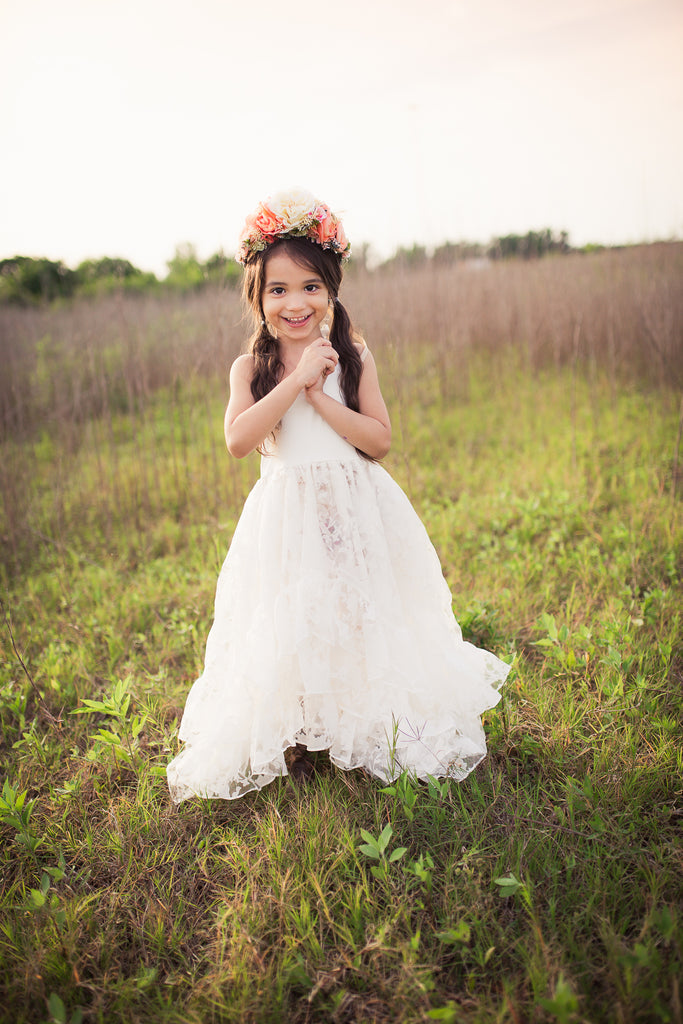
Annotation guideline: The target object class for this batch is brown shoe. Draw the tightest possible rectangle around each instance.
[287,743,315,783]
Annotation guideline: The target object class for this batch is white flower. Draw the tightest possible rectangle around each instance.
[267,187,318,230]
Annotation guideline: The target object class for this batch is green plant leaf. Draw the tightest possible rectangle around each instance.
[494,873,522,897]
[48,992,67,1024]
[377,823,393,853]
[436,921,471,945]
[427,1004,457,1021]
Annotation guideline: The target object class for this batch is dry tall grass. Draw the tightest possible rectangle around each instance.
[2,243,681,441]
[1,243,681,577]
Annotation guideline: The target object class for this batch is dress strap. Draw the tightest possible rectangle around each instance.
[359,341,369,362]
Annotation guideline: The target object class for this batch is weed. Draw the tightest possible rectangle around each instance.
[0,778,41,856]
[71,676,148,771]
[357,823,408,882]
[0,262,681,1021]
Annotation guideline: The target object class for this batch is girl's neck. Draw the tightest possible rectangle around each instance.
[278,339,309,371]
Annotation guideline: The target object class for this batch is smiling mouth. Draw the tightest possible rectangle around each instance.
[284,314,312,326]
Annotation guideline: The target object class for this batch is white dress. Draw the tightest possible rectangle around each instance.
[167,352,510,803]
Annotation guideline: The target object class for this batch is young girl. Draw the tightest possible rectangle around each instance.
[167,188,510,803]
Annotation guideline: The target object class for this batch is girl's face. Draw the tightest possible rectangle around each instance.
[261,251,329,347]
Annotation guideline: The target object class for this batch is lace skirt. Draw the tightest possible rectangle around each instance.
[166,458,510,802]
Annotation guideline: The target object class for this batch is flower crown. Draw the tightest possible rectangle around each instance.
[236,188,351,266]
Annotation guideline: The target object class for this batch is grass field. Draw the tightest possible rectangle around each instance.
[0,245,682,1023]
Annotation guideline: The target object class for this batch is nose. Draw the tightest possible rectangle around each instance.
[285,291,306,311]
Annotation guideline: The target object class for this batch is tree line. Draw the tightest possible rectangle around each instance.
[0,246,242,307]
[380,229,575,270]
[2,230,591,306]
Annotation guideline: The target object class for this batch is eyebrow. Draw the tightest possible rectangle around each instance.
[265,276,324,287]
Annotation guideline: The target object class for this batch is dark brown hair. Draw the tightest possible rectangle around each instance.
[241,237,363,412]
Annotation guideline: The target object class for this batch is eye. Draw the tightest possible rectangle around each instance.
[305,284,320,293]
[269,286,285,295]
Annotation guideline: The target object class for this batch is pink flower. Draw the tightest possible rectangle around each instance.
[312,206,337,246]
[252,203,283,240]
[334,220,350,256]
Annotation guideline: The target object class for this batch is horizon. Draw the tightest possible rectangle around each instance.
[6,233,681,286]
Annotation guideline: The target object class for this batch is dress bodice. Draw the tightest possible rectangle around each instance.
[260,363,360,473]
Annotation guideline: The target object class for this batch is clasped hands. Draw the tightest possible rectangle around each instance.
[297,335,338,397]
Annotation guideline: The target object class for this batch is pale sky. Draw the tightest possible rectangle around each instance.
[2,0,682,275]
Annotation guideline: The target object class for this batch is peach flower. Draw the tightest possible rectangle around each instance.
[334,220,350,256]
[252,203,283,240]
[311,207,337,246]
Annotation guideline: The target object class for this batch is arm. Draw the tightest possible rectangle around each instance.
[224,340,338,458]
[305,348,392,459]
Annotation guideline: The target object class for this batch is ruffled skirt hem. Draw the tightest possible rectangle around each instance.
[166,458,510,804]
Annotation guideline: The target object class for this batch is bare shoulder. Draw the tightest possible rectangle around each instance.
[353,338,370,362]
[230,353,255,383]
[357,342,383,393]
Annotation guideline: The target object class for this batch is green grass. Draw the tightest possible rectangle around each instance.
[1,339,682,1023]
